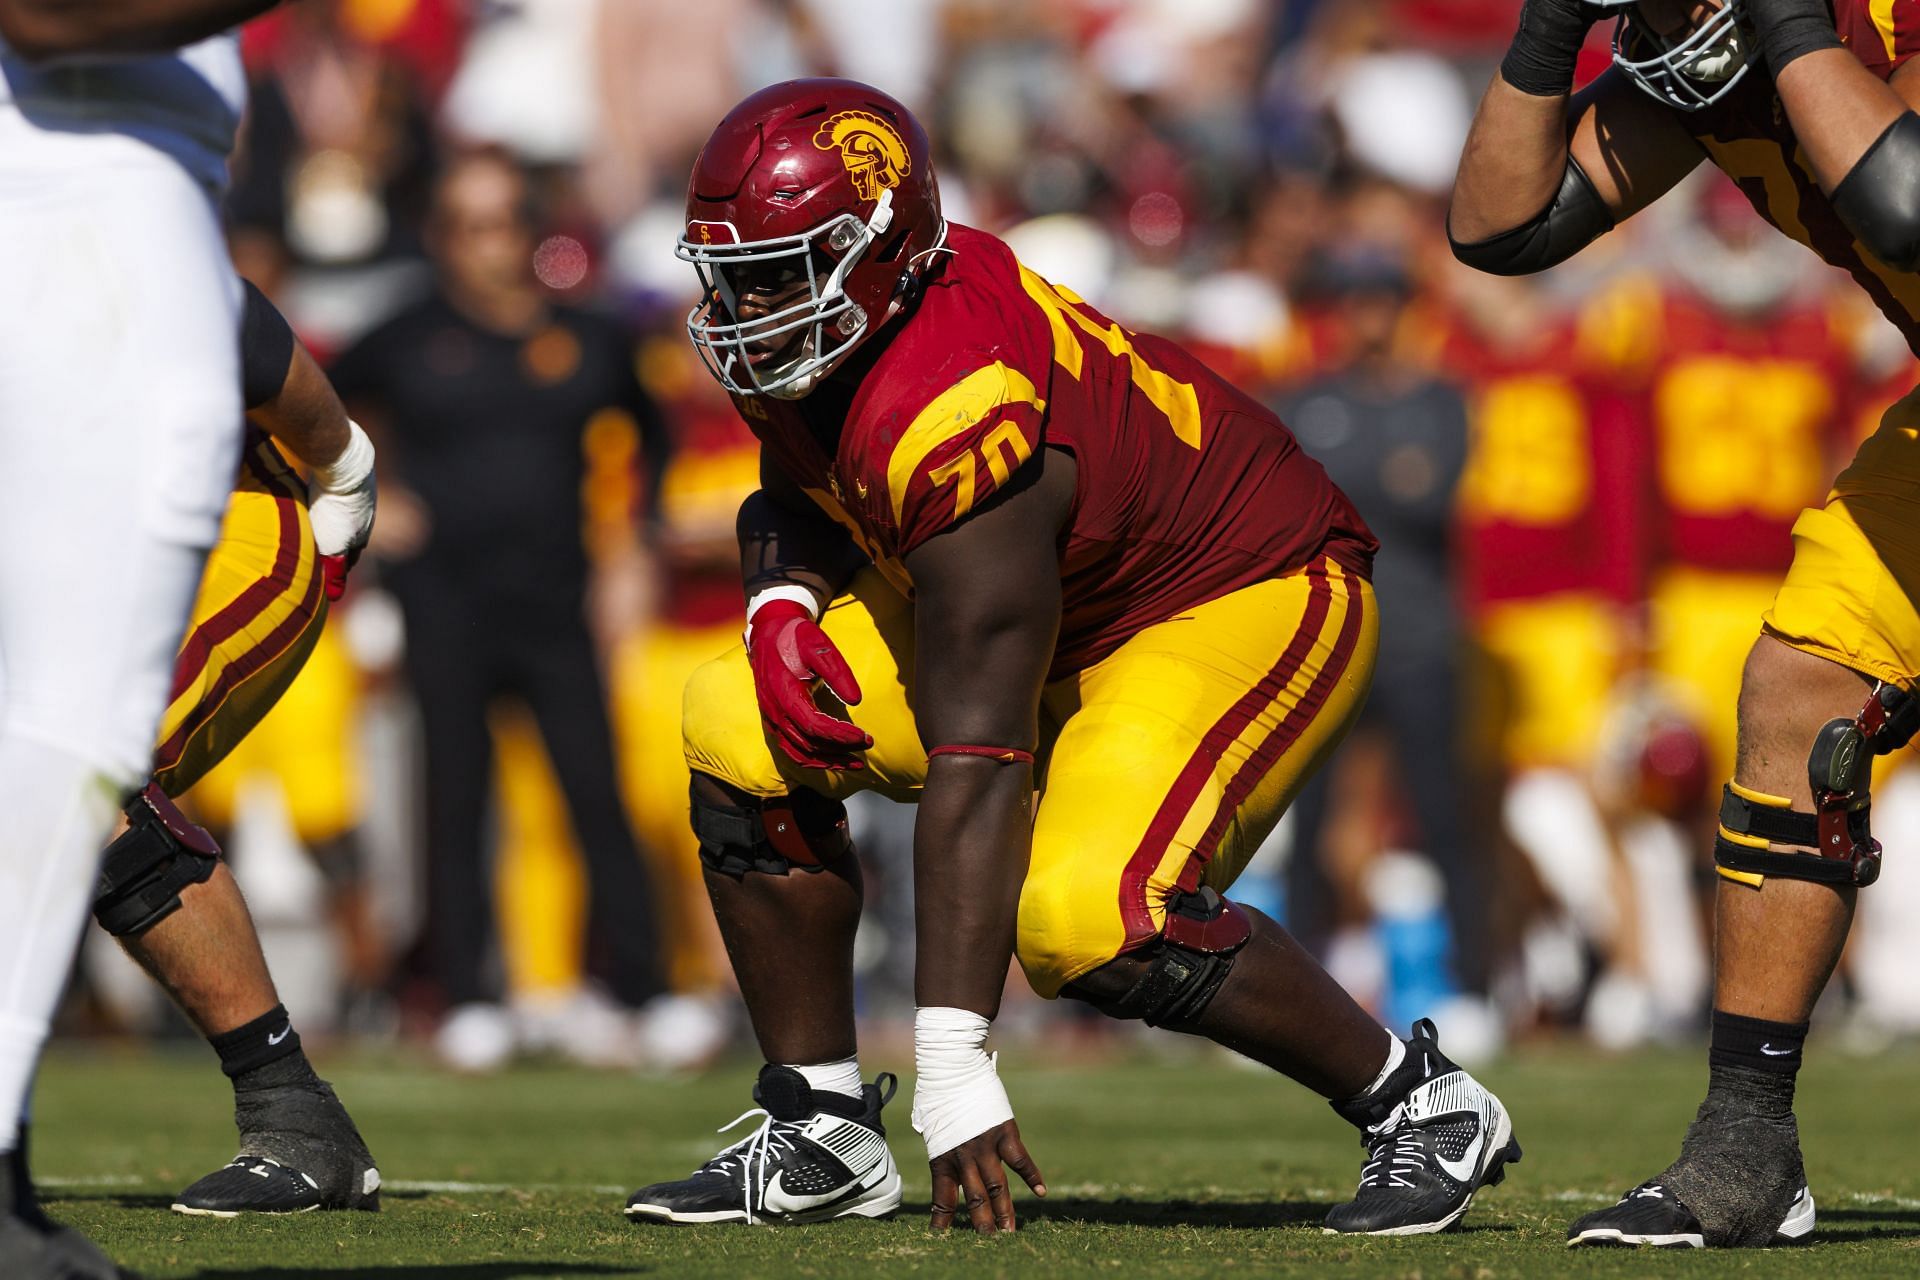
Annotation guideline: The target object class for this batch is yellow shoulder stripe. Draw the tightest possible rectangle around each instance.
[887,362,1044,525]
[1874,0,1899,60]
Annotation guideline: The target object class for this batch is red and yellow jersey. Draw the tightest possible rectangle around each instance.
[1642,295,1849,574]
[1678,0,1920,352]
[1445,314,1648,614]
[734,222,1376,678]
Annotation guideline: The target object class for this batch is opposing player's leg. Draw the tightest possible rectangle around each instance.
[627,572,921,1225]
[1571,395,1920,1249]
[1015,560,1518,1235]
[0,123,243,1277]
[98,437,377,1216]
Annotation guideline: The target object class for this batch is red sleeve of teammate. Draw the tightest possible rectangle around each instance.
[881,360,1048,557]
[1836,0,1920,79]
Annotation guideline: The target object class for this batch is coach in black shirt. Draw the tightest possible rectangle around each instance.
[332,148,666,1061]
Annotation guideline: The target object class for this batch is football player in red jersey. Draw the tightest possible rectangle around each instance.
[1456,0,1920,1249]
[624,79,1520,1238]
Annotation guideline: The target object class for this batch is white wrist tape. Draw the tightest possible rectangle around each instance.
[315,419,375,494]
[307,420,377,558]
[743,584,820,647]
[910,1006,1013,1159]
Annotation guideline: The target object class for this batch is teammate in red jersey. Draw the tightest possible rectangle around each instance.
[1444,275,1653,1015]
[1456,0,1920,1248]
[624,79,1520,1237]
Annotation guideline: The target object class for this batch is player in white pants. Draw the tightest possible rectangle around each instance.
[0,4,281,1273]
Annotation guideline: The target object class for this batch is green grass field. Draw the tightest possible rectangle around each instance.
[31,1039,1920,1278]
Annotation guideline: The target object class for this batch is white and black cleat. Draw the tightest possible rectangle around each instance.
[625,1065,902,1226]
[1324,1018,1521,1235]
[1567,1180,1815,1248]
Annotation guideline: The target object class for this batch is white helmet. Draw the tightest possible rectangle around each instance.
[1598,0,1753,111]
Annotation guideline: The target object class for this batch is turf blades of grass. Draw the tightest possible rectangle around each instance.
[33,1043,1920,1278]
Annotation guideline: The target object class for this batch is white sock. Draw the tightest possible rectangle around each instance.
[787,1056,864,1101]
[1351,1029,1407,1101]
[0,737,120,1152]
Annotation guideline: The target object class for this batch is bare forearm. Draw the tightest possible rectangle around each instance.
[737,488,864,608]
[250,342,350,471]
[1450,77,1573,242]
[913,760,1034,1015]
[1775,49,1908,192]
[0,0,277,59]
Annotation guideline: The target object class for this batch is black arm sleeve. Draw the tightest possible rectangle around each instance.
[1448,157,1616,277]
[1832,112,1920,274]
[238,279,297,410]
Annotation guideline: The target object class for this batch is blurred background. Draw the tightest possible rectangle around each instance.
[60,0,1920,1074]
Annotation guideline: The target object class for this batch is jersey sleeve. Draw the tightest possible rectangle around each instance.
[880,359,1048,558]
[1839,0,1920,79]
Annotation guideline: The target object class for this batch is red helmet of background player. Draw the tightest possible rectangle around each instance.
[677,78,945,399]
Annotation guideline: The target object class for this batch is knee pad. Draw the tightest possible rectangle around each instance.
[1715,680,1919,889]
[1060,888,1252,1029]
[690,777,851,878]
[92,783,222,936]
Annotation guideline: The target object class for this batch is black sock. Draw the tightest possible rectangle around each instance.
[210,1004,303,1081]
[1709,1009,1808,1079]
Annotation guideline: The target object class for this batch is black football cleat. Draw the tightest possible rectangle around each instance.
[1567,1180,1814,1248]
[1324,1018,1521,1235]
[626,1065,901,1225]
[172,1066,380,1217]
[173,1156,327,1217]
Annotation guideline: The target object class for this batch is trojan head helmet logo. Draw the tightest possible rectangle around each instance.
[812,110,911,203]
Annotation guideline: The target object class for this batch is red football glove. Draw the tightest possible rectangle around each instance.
[318,553,351,602]
[747,599,873,770]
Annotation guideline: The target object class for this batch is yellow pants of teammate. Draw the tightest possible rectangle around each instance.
[154,428,347,833]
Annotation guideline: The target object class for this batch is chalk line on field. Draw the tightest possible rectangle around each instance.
[40,1175,628,1196]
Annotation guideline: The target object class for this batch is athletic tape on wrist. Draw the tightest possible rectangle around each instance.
[743,584,821,647]
[910,1006,1014,1159]
[316,420,375,494]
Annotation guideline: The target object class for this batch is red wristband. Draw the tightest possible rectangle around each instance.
[928,744,1036,765]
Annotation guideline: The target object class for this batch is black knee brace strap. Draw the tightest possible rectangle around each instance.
[690,780,850,878]
[1068,888,1253,1029]
[1713,681,1918,889]
[93,784,221,936]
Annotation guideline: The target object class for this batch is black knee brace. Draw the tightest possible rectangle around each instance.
[1715,681,1919,889]
[690,778,852,877]
[93,783,222,936]
[1062,887,1253,1029]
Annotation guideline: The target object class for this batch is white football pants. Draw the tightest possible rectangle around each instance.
[0,110,242,1151]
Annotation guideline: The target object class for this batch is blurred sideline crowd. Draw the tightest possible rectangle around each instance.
[63,0,1920,1071]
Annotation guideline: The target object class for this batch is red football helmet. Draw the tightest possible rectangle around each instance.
[677,79,945,399]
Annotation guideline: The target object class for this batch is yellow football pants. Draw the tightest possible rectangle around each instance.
[154,430,335,812]
[1767,381,1920,686]
[684,557,1377,997]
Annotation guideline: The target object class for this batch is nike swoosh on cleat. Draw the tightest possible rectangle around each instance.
[268,1025,292,1046]
[1434,1129,1486,1185]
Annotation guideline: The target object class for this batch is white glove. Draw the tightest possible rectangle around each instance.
[308,419,377,560]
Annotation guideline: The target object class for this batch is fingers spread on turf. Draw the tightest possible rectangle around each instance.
[957,1154,997,1234]
[979,1154,1014,1232]
[1002,1128,1046,1198]
[929,1162,958,1231]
